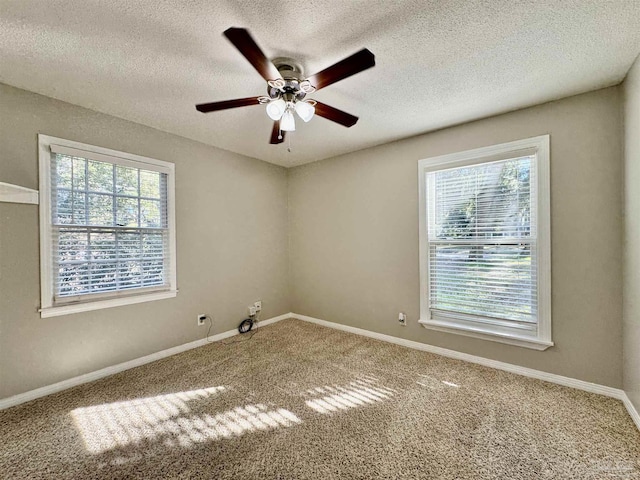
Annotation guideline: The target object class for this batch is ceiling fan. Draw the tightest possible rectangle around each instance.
[195,28,375,145]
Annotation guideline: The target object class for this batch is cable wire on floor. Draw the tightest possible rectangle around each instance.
[205,314,261,344]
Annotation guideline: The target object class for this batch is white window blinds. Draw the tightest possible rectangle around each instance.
[426,155,537,330]
[49,145,172,303]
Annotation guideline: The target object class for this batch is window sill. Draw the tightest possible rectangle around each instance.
[418,319,553,351]
[40,290,177,318]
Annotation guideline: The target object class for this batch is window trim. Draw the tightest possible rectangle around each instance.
[38,134,177,318]
[417,135,552,350]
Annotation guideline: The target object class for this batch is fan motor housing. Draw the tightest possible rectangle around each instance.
[273,57,304,80]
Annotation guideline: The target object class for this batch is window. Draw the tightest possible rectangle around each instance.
[38,135,177,317]
[418,136,551,350]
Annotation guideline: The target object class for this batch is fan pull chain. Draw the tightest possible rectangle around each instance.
[287,132,292,153]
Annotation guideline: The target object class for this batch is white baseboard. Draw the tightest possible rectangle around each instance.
[255,313,290,328]
[622,393,640,431]
[290,313,626,400]
[0,313,290,410]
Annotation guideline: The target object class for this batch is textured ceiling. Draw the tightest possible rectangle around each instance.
[1,0,640,167]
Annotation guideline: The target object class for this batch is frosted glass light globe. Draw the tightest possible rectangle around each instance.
[295,101,315,122]
[280,109,296,131]
[266,98,286,120]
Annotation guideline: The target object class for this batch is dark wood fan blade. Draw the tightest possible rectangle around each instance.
[270,120,285,144]
[224,27,281,81]
[196,97,261,113]
[306,49,375,91]
[314,102,359,127]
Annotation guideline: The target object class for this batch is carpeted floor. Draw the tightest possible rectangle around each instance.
[1,318,639,479]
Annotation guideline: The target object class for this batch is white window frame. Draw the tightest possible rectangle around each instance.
[418,135,552,350]
[38,134,177,318]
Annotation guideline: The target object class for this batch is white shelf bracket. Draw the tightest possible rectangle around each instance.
[0,182,39,205]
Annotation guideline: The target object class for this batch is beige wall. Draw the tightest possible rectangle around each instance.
[0,83,290,399]
[289,87,624,388]
[624,55,640,410]
[0,80,628,400]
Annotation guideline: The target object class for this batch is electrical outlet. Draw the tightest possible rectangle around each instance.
[254,300,262,312]
[197,314,207,326]
[248,306,257,316]
[398,312,407,326]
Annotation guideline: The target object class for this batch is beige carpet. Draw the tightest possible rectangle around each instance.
[1,318,639,479]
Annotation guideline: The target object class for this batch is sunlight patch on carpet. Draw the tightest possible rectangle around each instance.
[416,374,461,389]
[304,377,396,415]
[70,387,301,453]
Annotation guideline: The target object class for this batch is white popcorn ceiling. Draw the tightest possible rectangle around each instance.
[1,0,640,167]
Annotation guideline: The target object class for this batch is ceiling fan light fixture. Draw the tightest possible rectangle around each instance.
[195,28,375,145]
[268,79,286,90]
[295,100,315,122]
[280,109,296,131]
[299,80,316,94]
[266,98,286,120]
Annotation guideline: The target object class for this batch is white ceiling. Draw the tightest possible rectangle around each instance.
[1,1,640,167]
